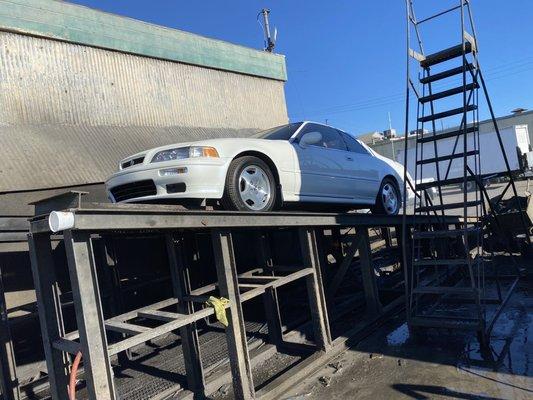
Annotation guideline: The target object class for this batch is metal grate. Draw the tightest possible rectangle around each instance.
[121,156,145,170]
[110,179,156,202]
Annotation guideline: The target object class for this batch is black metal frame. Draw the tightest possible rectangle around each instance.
[26,201,466,400]
[403,0,526,344]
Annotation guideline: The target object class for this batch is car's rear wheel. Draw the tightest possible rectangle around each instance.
[372,177,401,215]
[222,156,277,211]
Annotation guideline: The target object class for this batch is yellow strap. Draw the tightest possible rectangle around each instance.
[205,296,230,327]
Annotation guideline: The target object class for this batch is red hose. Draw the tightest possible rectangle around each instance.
[69,351,82,400]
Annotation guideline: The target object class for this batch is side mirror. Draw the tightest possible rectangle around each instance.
[299,131,322,148]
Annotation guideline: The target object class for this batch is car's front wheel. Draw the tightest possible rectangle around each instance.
[221,156,277,212]
[372,177,401,215]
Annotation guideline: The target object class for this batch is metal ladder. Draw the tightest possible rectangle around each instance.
[402,0,528,343]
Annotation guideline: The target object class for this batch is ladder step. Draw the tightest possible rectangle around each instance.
[419,83,479,104]
[413,259,469,267]
[420,42,473,68]
[416,175,477,190]
[413,227,480,239]
[420,64,474,84]
[415,200,482,213]
[413,286,477,295]
[417,124,478,143]
[417,150,479,165]
[418,105,477,123]
[409,316,480,330]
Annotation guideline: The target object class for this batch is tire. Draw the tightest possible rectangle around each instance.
[372,177,401,215]
[221,156,277,211]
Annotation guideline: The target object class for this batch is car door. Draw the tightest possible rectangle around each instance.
[292,123,356,200]
[339,131,382,201]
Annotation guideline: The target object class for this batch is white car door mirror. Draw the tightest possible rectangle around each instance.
[299,131,322,148]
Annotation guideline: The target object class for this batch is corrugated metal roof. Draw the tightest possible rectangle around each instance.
[0,125,258,192]
[0,0,287,81]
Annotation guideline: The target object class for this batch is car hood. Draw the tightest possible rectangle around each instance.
[143,137,270,154]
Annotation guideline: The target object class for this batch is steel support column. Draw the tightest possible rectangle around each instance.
[64,231,116,400]
[165,233,205,397]
[28,233,69,400]
[0,269,20,400]
[357,228,382,315]
[211,230,255,400]
[298,228,332,351]
[254,231,283,348]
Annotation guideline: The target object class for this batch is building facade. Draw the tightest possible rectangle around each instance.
[0,0,289,214]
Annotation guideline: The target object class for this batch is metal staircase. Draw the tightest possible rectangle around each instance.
[402,0,528,343]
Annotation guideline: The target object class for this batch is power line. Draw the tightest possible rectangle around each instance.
[290,57,533,119]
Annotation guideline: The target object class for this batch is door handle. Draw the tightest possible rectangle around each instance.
[346,156,354,161]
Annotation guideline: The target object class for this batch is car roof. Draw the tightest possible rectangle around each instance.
[296,121,355,138]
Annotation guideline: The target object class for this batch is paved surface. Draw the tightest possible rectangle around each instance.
[406,179,531,217]
[283,263,532,400]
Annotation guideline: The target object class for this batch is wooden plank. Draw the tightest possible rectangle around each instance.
[64,230,116,400]
[104,321,150,335]
[211,230,255,400]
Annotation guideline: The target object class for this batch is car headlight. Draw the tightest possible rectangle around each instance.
[151,146,219,163]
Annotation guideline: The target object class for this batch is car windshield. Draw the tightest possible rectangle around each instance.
[252,122,302,140]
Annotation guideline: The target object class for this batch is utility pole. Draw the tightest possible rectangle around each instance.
[259,9,276,52]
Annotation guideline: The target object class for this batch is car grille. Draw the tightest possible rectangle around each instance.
[110,180,157,202]
[121,156,145,170]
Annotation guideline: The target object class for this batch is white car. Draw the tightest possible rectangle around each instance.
[106,122,411,214]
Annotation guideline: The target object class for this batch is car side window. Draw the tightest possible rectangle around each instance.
[340,131,369,154]
[298,124,347,151]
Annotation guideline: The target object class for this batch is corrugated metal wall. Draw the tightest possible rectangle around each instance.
[0,125,258,192]
[0,32,288,128]
[0,31,289,192]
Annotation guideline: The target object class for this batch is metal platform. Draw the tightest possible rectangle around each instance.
[24,198,472,400]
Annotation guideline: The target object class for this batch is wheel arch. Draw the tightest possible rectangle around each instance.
[230,150,284,204]
[382,174,400,188]
[231,151,281,186]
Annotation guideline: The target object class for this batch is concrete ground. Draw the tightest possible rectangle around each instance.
[405,178,531,216]
[283,274,532,400]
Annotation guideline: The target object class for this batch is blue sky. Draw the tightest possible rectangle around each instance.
[70,0,533,136]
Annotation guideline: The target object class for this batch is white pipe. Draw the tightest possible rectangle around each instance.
[48,211,75,232]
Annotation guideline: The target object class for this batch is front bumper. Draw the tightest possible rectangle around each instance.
[106,158,229,203]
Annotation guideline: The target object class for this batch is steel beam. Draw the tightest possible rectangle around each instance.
[166,233,205,397]
[298,228,332,352]
[30,207,469,234]
[28,234,70,400]
[327,231,364,301]
[211,230,255,400]
[64,230,116,400]
[0,268,20,400]
[357,228,382,315]
[254,231,283,348]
